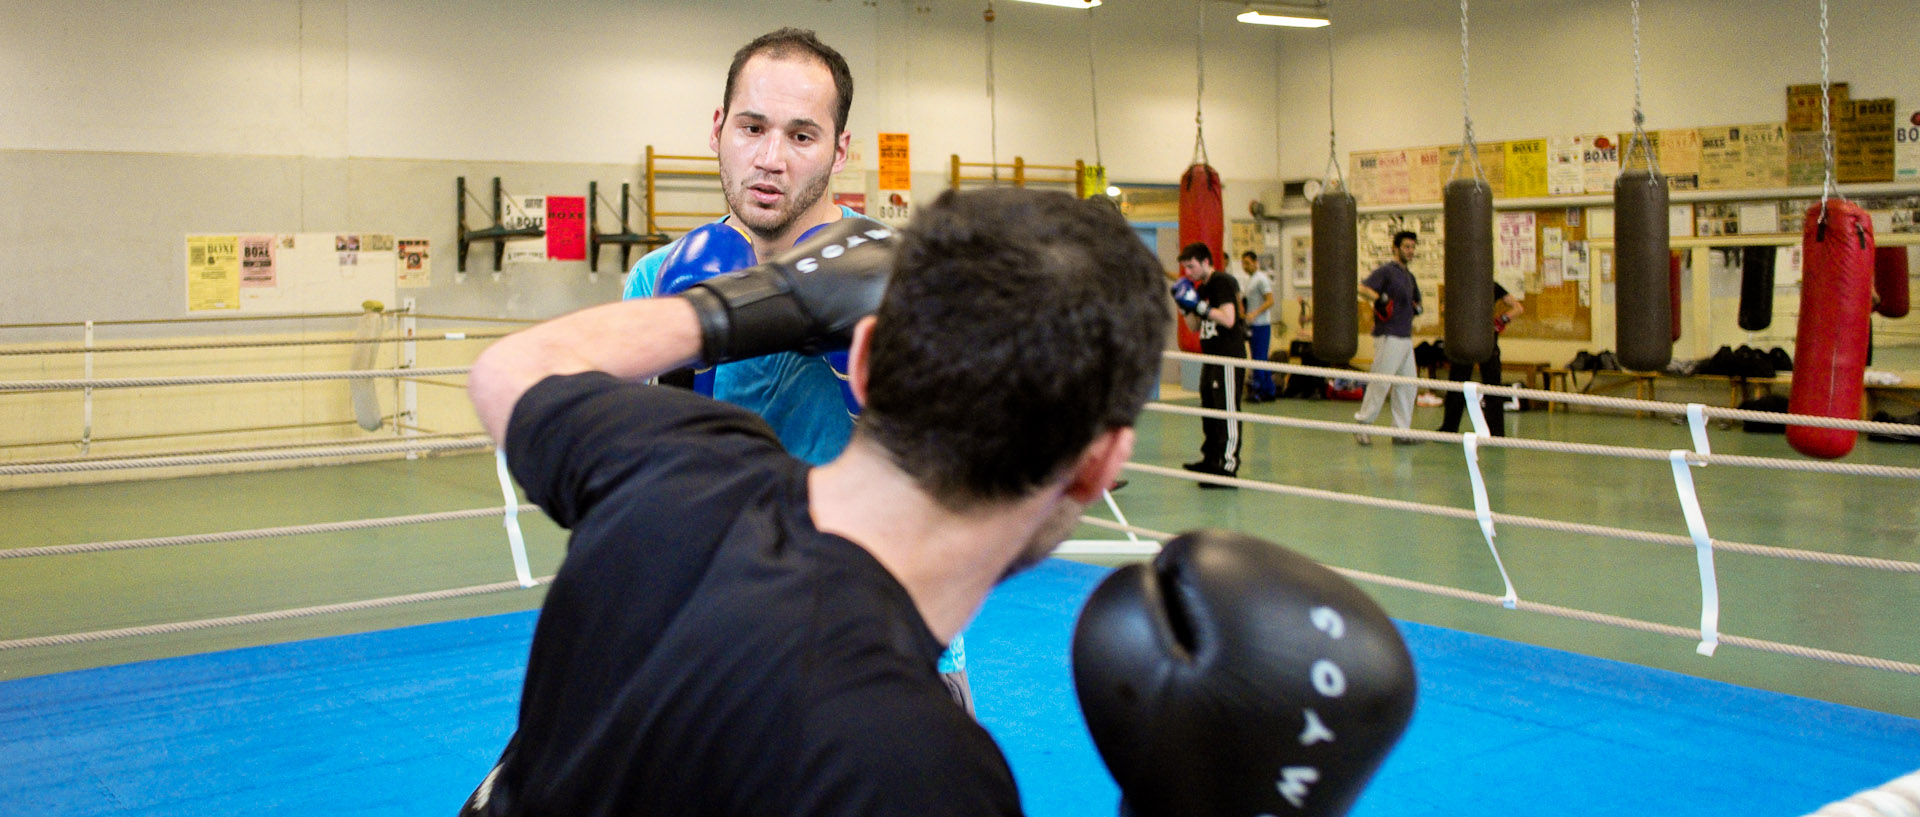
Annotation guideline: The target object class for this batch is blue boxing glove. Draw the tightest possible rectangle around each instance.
[1072,530,1417,817]
[1171,278,1206,316]
[656,221,757,296]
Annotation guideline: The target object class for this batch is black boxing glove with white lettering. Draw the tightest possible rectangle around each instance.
[679,218,896,366]
[1071,530,1417,817]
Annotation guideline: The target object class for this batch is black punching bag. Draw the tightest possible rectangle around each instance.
[1737,246,1775,331]
[1312,190,1359,366]
[1613,169,1672,372]
[1443,179,1495,365]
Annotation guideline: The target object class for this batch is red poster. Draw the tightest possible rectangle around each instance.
[545,196,586,261]
[833,192,867,214]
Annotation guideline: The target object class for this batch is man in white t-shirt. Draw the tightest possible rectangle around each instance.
[1237,252,1279,402]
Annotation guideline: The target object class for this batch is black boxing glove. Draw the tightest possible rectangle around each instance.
[679,218,895,366]
[1071,530,1417,817]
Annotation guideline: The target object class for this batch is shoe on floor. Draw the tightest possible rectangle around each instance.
[1392,436,1423,446]
[1353,432,1372,446]
[1198,474,1238,489]
[1182,460,1208,471]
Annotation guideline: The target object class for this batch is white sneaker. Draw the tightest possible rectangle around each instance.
[1354,432,1372,446]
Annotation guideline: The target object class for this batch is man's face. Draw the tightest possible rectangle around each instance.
[1395,238,1418,265]
[1180,258,1211,281]
[1240,255,1257,274]
[710,53,850,239]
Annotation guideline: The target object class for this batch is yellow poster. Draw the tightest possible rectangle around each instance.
[1078,163,1108,199]
[1698,126,1745,190]
[1741,123,1789,189]
[877,132,911,191]
[1504,139,1548,198]
[1436,142,1507,197]
[1348,150,1383,204]
[1836,98,1895,184]
[186,235,241,311]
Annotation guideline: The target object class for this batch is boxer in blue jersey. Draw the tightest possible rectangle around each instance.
[622,29,971,710]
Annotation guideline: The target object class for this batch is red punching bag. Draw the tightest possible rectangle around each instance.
[1177,163,1223,353]
[1874,247,1909,318]
[1788,201,1876,460]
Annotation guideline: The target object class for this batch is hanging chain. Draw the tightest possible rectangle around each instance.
[1322,17,1345,191]
[1448,0,1486,182]
[1622,0,1662,179]
[1086,6,1102,168]
[1192,0,1209,166]
[986,1,1000,182]
[1818,0,1841,222]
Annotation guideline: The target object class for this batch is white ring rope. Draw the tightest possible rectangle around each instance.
[1116,461,1920,575]
[0,504,536,561]
[1150,401,1920,482]
[0,437,491,476]
[1799,769,1920,817]
[1165,350,1920,445]
[0,366,469,393]
[5,431,487,468]
[1071,517,1920,678]
[0,332,506,356]
[0,576,554,652]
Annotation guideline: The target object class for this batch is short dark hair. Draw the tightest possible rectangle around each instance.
[724,28,855,135]
[1177,243,1213,265]
[1392,230,1418,247]
[1241,250,1258,262]
[861,189,1169,508]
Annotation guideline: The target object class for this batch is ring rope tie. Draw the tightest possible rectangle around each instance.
[0,366,470,392]
[0,576,554,653]
[1071,516,1920,679]
[1458,382,1517,608]
[1667,447,1722,656]
[495,450,537,588]
[1461,433,1518,609]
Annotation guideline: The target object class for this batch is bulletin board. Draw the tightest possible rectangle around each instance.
[187,233,399,313]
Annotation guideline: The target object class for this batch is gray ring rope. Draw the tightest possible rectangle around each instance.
[0,437,491,476]
[0,332,508,356]
[0,576,554,652]
[1,504,537,560]
[0,366,470,392]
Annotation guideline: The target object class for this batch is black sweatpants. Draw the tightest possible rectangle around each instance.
[1199,361,1247,473]
[1439,345,1505,436]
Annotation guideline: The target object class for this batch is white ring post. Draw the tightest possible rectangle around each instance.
[494,450,536,588]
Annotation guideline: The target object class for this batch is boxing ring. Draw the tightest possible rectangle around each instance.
[2,333,1917,815]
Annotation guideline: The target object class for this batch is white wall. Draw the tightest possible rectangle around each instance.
[2,0,1915,333]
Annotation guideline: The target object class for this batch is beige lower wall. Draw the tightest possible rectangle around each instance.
[0,320,499,490]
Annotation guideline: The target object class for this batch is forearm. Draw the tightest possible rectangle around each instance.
[1209,303,1237,328]
[1357,285,1380,302]
[469,298,702,444]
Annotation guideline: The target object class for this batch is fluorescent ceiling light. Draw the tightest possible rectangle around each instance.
[1237,3,1329,27]
[1007,0,1102,8]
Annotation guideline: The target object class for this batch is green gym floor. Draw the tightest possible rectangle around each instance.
[2,392,1917,718]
